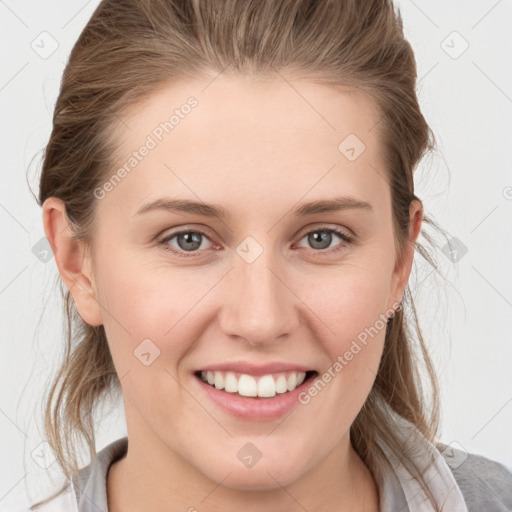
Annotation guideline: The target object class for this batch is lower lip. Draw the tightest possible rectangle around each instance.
[194,372,316,421]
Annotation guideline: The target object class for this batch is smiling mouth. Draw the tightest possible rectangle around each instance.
[194,370,318,398]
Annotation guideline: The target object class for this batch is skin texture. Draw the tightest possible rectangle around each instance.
[43,73,423,512]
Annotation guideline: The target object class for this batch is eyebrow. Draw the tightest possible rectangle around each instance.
[134,196,373,220]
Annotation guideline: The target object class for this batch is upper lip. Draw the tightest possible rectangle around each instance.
[196,361,315,376]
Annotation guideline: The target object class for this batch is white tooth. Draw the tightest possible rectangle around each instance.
[204,370,306,396]
[286,372,297,391]
[238,374,258,397]
[275,375,288,393]
[224,372,238,393]
[214,372,225,390]
[257,375,276,397]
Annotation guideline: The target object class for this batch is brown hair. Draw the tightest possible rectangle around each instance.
[34,0,449,506]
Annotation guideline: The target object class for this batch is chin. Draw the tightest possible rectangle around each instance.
[214,467,302,491]
[198,453,308,491]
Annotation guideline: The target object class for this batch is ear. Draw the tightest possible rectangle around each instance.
[388,199,423,311]
[42,197,103,326]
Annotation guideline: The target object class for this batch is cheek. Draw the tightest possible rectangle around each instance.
[297,261,392,349]
[294,263,392,408]
[93,259,198,422]
[93,251,215,371]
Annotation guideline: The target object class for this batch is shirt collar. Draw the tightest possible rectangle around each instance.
[374,413,469,512]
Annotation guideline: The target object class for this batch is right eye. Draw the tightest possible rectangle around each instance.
[158,229,216,257]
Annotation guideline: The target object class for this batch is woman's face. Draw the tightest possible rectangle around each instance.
[63,74,420,488]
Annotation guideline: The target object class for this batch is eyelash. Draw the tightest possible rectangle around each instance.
[157,225,354,258]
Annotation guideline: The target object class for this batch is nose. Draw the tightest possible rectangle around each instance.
[218,248,296,347]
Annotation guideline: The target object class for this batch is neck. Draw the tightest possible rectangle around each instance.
[107,432,380,512]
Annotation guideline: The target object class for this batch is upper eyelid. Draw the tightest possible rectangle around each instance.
[158,226,216,244]
[296,224,353,240]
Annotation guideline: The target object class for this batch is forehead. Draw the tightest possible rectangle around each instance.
[103,74,389,217]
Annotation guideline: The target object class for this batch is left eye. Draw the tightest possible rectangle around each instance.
[158,227,353,257]
[296,227,353,252]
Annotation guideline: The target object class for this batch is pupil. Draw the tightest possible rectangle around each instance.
[310,231,330,250]
[179,232,201,251]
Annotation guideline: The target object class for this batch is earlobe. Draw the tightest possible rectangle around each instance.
[42,197,103,326]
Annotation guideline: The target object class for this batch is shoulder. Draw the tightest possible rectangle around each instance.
[437,442,512,511]
[12,437,127,512]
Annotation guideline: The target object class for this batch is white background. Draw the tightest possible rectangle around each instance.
[1,0,511,508]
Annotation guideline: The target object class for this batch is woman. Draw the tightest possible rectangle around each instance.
[19,0,512,510]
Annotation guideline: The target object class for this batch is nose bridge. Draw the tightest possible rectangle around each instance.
[221,242,294,345]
